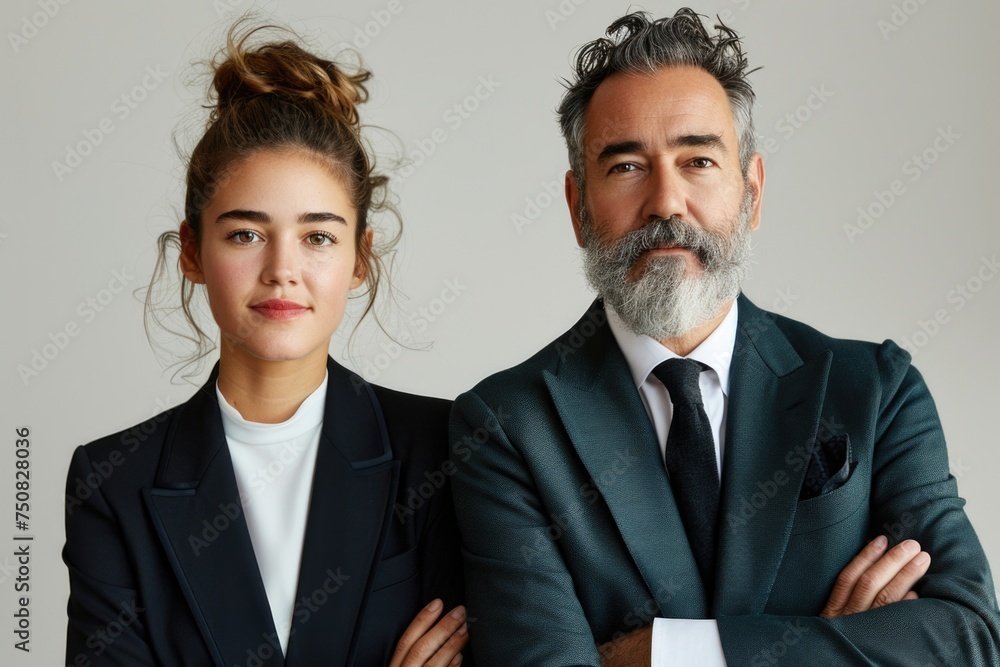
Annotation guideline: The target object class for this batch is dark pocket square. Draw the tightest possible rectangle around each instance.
[800,433,856,500]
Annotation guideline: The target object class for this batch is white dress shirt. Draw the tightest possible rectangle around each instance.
[606,303,737,667]
[216,371,327,656]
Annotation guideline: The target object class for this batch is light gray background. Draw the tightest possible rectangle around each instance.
[2,0,998,664]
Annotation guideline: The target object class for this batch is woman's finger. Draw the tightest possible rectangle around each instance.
[389,599,444,667]
[399,605,467,667]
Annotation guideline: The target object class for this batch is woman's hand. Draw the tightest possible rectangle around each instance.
[389,598,468,667]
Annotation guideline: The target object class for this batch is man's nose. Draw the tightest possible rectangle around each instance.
[641,165,688,223]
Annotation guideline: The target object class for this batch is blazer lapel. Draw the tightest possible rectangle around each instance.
[143,362,281,667]
[544,302,708,617]
[283,358,398,667]
[713,295,832,615]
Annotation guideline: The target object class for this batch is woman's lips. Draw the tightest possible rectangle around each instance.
[249,299,309,320]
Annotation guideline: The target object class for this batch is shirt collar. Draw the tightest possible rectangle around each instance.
[606,300,738,396]
[215,369,328,445]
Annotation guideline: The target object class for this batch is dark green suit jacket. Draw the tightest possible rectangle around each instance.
[450,295,1000,666]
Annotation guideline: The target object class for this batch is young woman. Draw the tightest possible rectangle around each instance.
[63,21,469,667]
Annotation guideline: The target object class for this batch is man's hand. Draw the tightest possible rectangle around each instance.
[820,535,930,618]
[597,626,652,667]
[389,599,468,667]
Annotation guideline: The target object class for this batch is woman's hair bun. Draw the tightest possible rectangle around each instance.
[210,20,371,127]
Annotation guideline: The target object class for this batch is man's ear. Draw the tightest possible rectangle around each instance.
[352,227,374,290]
[566,170,585,247]
[746,152,766,233]
[179,221,205,284]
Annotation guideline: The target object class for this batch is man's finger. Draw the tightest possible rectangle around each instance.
[870,552,930,610]
[840,539,922,615]
[821,535,888,618]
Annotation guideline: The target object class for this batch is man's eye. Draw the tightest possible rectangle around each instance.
[690,158,715,168]
[609,163,638,174]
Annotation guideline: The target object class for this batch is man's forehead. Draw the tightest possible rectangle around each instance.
[582,67,736,150]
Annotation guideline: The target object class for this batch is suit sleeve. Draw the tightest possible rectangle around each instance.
[64,445,157,666]
[715,341,1000,665]
[450,391,601,667]
[417,452,468,619]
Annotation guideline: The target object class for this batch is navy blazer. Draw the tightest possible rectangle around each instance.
[64,356,465,666]
[451,295,1000,666]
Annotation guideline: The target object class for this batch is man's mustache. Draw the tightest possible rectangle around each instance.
[618,218,714,268]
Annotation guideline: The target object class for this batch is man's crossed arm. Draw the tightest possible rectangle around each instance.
[599,535,931,666]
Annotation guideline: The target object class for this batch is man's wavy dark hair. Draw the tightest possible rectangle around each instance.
[557,8,759,184]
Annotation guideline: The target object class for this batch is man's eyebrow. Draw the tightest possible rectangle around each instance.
[668,133,728,153]
[596,140,646,165]
[214,210,347,225]
[595,134,728,166]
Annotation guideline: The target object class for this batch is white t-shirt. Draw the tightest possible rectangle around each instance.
[215,371,327,656]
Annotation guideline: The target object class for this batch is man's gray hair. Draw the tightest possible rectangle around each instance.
[557,8,759,184]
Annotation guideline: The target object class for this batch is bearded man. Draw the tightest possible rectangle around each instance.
[449,8,1000,667]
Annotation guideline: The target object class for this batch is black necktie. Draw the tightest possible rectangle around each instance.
[652,358,720,595]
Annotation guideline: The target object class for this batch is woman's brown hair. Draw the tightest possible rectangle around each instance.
[144,18,398,380]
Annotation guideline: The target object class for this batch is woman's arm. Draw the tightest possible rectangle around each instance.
[64,445,157,666]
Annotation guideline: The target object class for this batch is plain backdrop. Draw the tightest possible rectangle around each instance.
[2,0,998,664]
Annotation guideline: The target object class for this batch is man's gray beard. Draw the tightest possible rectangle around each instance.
[580,188,754,341]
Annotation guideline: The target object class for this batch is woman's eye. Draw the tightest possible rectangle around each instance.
[228,230,260,245]
[307,232,337,246]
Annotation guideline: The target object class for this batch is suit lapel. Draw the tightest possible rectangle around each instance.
[144,357,398,667]
[144,362,281,667]
[544,302,708,617]
[283,358,397,667]
[713,295,831,615]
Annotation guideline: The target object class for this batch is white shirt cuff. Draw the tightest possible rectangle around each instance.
[651,618,727,667]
